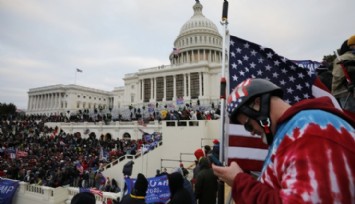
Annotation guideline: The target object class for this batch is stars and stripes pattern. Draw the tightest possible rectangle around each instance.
[229,35,316,105]
[228,124,268,172]
[227,35,317,172]
[227,78,251,115]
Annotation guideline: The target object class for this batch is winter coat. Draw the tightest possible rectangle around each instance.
[332,50,355,97]
[168,172,193,204]
[195,157,218,204]
[231,97,355,204]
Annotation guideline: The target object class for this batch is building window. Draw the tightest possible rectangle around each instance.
[186,74,189,96]
[176,74,184,98]
[201,73,204,96]
[144,79,151,102]
[131,85,135,89]
[166,76,173,100]
[78,95,80,98]
[83,96,86,98]
[156,77,164,102]
[190,72,199,99]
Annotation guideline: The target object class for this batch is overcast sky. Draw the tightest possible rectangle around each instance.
[0,0,354,109]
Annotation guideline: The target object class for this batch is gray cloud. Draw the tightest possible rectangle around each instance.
[0,0,354,109]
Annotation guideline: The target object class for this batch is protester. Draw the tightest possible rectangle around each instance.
[120,173,148,204]
[71,192,96,204]
[212,78,355,203]
[168,171,193,204]
[191,148,204,186]
[332,35,355,111]
[173,167,196,204]
[316,61,333,91]
[195,157,218,204]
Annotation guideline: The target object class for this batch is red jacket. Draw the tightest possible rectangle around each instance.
[232,97,355,203]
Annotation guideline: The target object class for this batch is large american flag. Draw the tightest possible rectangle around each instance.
[229,35,316,104]
[227,35,335,172]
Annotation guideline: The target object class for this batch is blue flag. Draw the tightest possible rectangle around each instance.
[0,178,19,204]
[124,175,170,203]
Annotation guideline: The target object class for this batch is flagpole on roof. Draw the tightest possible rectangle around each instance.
[218,1,229,204]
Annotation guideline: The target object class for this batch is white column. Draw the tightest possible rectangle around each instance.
[48,93,53,110]
[199,72,202,97]
[163,76,166,101]
[56,93,60,108]
[203,72,208,98]
[139,80,142,101]
[150,78,153,102]
[173,75,176,100]
[35,95,38,110]
[183,74,187,98]
[49,94,53,109]
[188,73,191,98]
[46,94,50,110]
[41,94,44,110]
[142,79,145,103]
[27,96,32,111]
[154,77,157,101]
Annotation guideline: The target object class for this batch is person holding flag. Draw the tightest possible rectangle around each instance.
[212,78,355,203]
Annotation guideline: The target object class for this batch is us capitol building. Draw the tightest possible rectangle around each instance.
[26,1,225,116]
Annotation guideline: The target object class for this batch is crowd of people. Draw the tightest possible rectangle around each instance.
[24,102,221,124]
[117,141,221,204]
[0,102,220,202]
[0,116,161,192]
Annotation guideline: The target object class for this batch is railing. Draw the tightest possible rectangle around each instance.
[67,187,120,203]
[2,178,121,204]
[102,141,163,171]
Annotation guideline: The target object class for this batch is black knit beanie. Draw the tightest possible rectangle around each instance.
[133,173,148,196]
[71,192,95,204]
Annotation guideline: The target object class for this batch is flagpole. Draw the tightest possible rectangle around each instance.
[75,69,77,84]
[218,1,228,204]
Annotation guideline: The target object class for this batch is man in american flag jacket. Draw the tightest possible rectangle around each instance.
[213,78,355,203]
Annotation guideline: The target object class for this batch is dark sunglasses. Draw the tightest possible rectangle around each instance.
[244,118,254,132]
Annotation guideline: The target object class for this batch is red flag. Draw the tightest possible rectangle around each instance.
[16,150,28,158]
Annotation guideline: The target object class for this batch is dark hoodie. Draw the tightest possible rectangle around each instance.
[195,157,218,204]
[168,172,192,204]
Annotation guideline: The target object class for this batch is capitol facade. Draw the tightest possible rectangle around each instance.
[26,1,226,115]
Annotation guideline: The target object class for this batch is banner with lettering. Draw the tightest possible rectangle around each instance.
[292,60,321,73]
[0,178,19,204]
[124,175,170,203]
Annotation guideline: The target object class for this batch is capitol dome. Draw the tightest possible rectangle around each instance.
[170,1,223,65]
[179,2,220,36]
